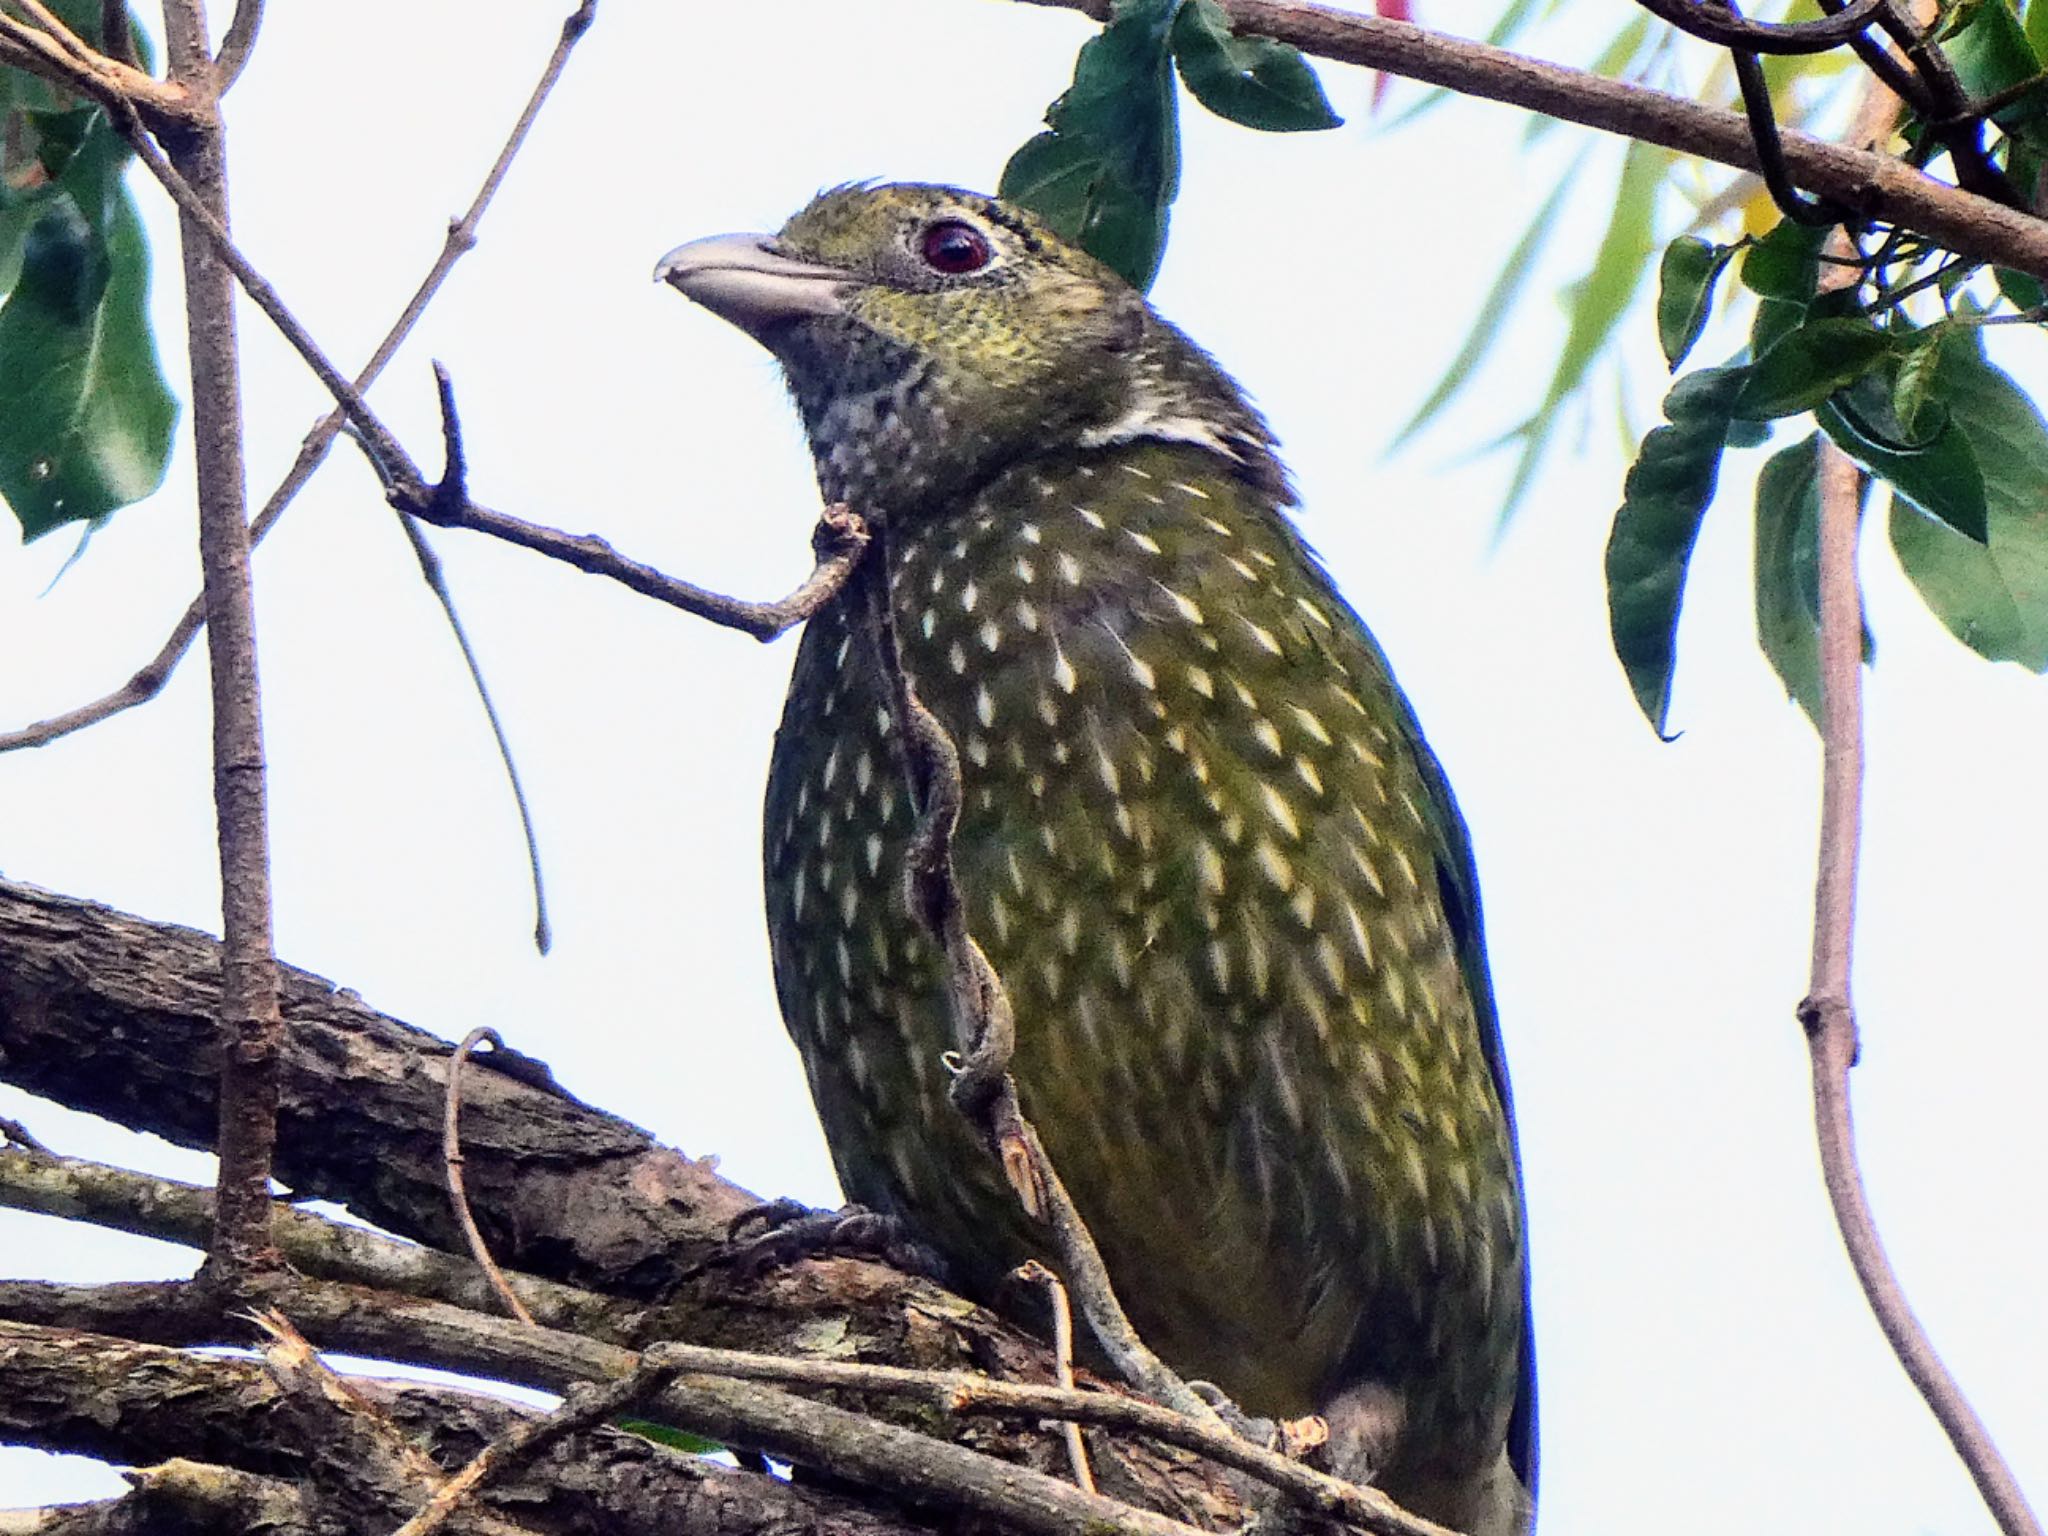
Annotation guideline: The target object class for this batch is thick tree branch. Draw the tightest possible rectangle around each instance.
[0,1318,935,1536]
[1020,0,2048,278]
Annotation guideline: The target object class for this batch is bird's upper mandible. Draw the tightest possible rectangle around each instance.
[656,182,1286,512]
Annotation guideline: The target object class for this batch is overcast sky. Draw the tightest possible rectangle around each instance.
[2,3,2044,1530]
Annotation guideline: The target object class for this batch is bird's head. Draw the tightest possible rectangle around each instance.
[656,182,1284,514]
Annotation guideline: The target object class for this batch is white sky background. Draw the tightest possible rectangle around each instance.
[2,2,2045,1530]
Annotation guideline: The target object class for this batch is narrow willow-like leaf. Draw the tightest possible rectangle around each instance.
[1606,365,1750,735]
[1500,139,1667,522]
[1388,158,1581,452]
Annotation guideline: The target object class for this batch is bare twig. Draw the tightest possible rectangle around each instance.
[211,0,262,92]
[0,10,188,122]
[857,530,1219,1429]
[1800,442,2042,1536]
[387,1350,689,1536]
[393,379,872,637]
[444,1028,539,1327]
[0,0,598,755]
[154,0,284,1288]
[1782,104,2045,1536]
[1013,1261,1095,1495]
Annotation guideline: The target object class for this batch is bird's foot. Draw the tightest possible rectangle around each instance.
[701,1198,949,1283]
[1187,1380,1281,1449]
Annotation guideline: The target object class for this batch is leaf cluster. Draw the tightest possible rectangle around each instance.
[1610,214,2048,735]
[0,2,175,543]
[997,0,1341,290]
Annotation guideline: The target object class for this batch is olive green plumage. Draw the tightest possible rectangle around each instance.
[658,184,1535,1536]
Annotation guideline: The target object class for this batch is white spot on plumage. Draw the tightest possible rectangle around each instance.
[840,884,858,926]
[1020,522,1043,543]
[791,866,808,920]
[1014,557,1037,584]
[949,642,967,674]
[1057,552,1083,585]
[1259,781,1301,840]
[1316,933,1347,993]
[976,685,995,727]
[1241,617,1284,657]
[1290,705,1332,745]
[1160,585,1205,625]
[1058,907,1082,956]
[1207,940,1231,991]
[1015,599,1040,631]
[864,834,882,875]
[1349,844,1387,897]
[1095,748,1121,796]
[1403,1141,1430,1202]
[980,620,1002,651]
[1120,462,1154,480]
[1126,528,1162,555]
[1226,556,1258,582]
[1343,898,1374,965]
[1289,885,1317,930]
[1051,642,1078,694]
[1037,692,1059,727]
[966,734,989,767]
[1186,665,1214,699]
[1251,716,1284,758]
[961,580,979,613]
[1195,839,1226,894]
[921,609,936,640]
[1295,758,1325,796]
[1296,595,1334,630]
[855,752,873,792]
[1254,840,1293,891]
[1074,504,1106,529]
[1202,515,1234,538]
[1171,480,1212,500]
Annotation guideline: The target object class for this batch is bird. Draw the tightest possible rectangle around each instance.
[657,183,1535,1536]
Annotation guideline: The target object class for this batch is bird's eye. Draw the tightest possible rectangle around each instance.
[919,220,994,276]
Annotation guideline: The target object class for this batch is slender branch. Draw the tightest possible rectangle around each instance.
[1018,0,2048,278]
[154,0,283,1288]
[1800,443,2042,1536]
[0,9,187,123]
[857,533,1219,1430]
[0,1144,640,1338]
[444,1028,539,1327]
[1015,1260,1095,1494]
[211,0,261,92]
[0,0,598,755]
[391,384,871,638]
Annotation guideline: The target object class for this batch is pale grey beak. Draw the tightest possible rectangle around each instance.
[653,232,853,332]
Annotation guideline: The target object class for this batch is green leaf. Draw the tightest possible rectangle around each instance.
[1891,325,1947,433]
[1389,158,1580,451]
[0,185,178,540]
[1996,263,2046,311]
[1889,327,2048,666]
[1753,433,1828,724]
[1501,139,1667,521]
[614,1419,725,1456]
[1656,235,1737,369]
[2030,0,2048,66]
[999,0,1181,290]
[1818,371,1988,543]
[1169,0,1340,132]
[1945,0,2047,122]
[1735,316,1894,418]
[1606,365,1752,735]
[1740,217,1825,303]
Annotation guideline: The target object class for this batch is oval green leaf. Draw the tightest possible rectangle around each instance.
[1656,235,1735,370]
[1735,317,1893,420]
[1818,371,1988,544]
[1169,0,1341,132]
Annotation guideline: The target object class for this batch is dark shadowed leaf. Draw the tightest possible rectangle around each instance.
[1736,316,1894,418]
[0,188,177,540]
[1753,433,1828,724]
[1889,328,2048,667]
[1944,0,2047,124]
[1000,0,1180,291]
[1996,264,2046,311]
[1170,0,1340,132]
[1657,235,1737,369]
[1740,217,1825,303]
[1606,365,1751,735]
[1819,371,1988,543]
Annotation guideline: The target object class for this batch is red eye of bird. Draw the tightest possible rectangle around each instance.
[920,220,993,275]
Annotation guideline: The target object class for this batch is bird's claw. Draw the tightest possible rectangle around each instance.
[702,1199,949,1284]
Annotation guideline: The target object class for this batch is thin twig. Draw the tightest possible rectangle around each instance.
[4,0,99,67]
[1793,174,2045,1536]
[393,379,871,637]
[1014,1261,1095,1495]
[0,0,599,756]
[857,527,1221,1429]
[445,1028,538,1328]
[388,1350,689,1536]
[212,0,262,92]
